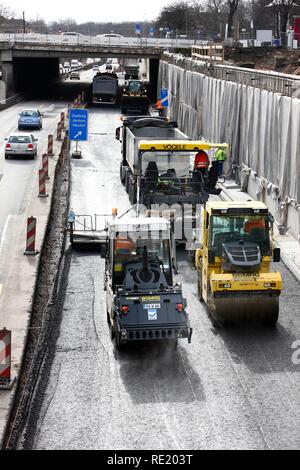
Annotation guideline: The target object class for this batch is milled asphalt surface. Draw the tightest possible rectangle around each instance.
[24,72,300,450]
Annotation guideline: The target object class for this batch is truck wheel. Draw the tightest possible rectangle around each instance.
[125,168,131,194]
[120,161,124,184]
[132,185,137,205]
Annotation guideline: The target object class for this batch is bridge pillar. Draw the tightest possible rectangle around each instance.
[1,62,14,97]
[149,58,160,101]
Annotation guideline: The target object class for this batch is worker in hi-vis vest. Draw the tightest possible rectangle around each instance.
[155,99,164,116]
[214,148,227,176]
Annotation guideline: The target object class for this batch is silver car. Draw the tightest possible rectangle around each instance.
[5,133,38,160]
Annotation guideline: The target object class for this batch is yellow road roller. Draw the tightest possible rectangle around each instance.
[195,201,282,326]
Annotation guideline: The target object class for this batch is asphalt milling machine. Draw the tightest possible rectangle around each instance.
[68,210,193,349]
[195,201,282,327]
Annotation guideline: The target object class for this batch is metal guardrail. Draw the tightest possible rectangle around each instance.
[0,33,207,49]
[0,92,24,110]
[163,53,300,98]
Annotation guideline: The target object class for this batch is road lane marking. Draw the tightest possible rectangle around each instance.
[0,215,11,259]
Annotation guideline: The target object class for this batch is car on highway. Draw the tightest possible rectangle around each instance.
[70,71,80,80]
[61,32,83,37]
[97,33,124,38]
[93,65,100,72]
[5,133,38,160]
[18,109,43,130]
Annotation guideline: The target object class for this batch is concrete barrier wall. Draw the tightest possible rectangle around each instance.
[158,61,300,239]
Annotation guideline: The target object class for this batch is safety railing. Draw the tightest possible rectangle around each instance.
[0,33,207,49]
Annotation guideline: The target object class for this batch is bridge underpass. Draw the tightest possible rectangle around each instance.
[1,53,160,101]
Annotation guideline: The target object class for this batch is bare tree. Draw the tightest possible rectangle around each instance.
[0,3,15,19]
[227,0,240,38]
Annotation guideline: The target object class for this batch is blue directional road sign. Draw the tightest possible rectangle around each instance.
[135,23,141,35]
[69,108,89,141]
[160,88,169,108]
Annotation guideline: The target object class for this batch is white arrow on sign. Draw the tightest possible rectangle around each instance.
[74,131,83,139]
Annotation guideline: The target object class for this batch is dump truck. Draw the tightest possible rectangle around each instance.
[68,210,192,349]
[120,80,149,115]
[116,116,186,203]
[195,201,282,327]
[122,58,140,80]
[92,72,119,104]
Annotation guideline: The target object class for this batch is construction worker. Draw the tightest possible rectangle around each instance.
[155,99,164,116]
[244,219,266,242]
[194,150,210,176]
[214,147,227,176]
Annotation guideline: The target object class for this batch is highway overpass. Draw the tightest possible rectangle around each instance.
[0,33,204,96]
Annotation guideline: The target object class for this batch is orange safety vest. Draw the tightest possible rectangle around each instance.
[155,100,163,110]
[115,238,134,254]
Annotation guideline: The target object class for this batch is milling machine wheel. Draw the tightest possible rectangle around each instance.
[116,330,124,351]
[197,265,204,302]
[110,321,116,340]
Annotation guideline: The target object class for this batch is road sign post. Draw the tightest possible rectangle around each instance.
[69,108,89,159]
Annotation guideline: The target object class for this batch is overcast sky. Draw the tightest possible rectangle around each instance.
[5,0,172,23]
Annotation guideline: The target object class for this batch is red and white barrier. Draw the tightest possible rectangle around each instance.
[0,328,15,389]
[60,112,65,129]
[24,217,38,255]
[38,169,48,198]
[56,121,62,141]
[42,153,50,180]
[47,134,54,156]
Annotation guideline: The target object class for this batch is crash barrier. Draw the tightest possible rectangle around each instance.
[38,169,48,198]
[56,121,62,141]
[0,329,15,390]
[158,59,300,237]
[47,134,54,156]
[42,153,49,179]
[163,52,300,98]
[24,217,38,255]
[191,44,224,63]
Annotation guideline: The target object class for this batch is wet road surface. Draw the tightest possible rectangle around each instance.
[28,106,300,450]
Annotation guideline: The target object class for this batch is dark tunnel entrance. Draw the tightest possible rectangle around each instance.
[13,57,60,93]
